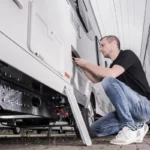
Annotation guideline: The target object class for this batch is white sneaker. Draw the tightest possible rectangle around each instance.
[110,127,139,145]
[136,124,149,143]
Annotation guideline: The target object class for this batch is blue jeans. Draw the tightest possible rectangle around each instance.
[90,77,150,137]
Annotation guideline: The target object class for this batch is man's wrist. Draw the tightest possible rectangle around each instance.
[83,61,89,68]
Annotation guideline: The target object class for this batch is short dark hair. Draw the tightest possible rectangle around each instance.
[100,35,120,49]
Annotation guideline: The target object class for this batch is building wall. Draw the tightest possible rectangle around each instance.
[140,0,150,84]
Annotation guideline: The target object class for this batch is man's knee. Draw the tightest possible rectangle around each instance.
[90,121,106,137]
[102,77,115,89]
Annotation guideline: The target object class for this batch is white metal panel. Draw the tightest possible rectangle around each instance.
[0,0,100,98]
[134,0,146,56]
[112,0,125,49]
[28,1,64,75]
[90,0,106,36]
[65,86,92,146]
[0,32,66,95]
[97,0,116,35]
[46,0,76,80]
[127,0,135,50]
[120,0,130,49]
[86,0,102,38]
[0,0,29,50]
[108,0,119,37]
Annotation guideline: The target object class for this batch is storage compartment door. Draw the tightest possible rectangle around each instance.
[28,1,64,75]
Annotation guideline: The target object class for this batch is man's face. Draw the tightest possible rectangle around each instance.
[100,38,112,58]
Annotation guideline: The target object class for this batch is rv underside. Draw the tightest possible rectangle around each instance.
[0,60,75,132]
[0,59,96,140]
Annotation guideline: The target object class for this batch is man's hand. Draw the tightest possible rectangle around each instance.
[73,58,89,68]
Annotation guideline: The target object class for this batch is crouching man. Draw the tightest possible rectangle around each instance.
[74,35,150,145]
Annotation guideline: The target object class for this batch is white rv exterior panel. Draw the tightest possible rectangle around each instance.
[0,0,101,102]
[28,1,64,75]
[0,32,65,95]
[0,0,29,50]
[27,0,99,96]
[0,31,89,106]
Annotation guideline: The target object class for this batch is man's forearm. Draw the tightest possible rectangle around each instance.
[82,67,102,83]
[83,62,112,78]
[74,57,122,79]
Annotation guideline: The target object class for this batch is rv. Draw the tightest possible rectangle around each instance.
[1,0,149,146]
[0,0,105,146]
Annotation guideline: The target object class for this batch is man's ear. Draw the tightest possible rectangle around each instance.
[112,41,117,47]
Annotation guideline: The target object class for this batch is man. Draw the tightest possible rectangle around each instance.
[74,35,150,145]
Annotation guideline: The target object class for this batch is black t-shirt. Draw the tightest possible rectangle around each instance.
[110,50,150,99]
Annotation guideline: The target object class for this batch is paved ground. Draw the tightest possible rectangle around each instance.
[0,131,150,150]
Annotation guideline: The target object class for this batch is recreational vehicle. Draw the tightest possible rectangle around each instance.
[0,0,105,146]
[0,0,150,146]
